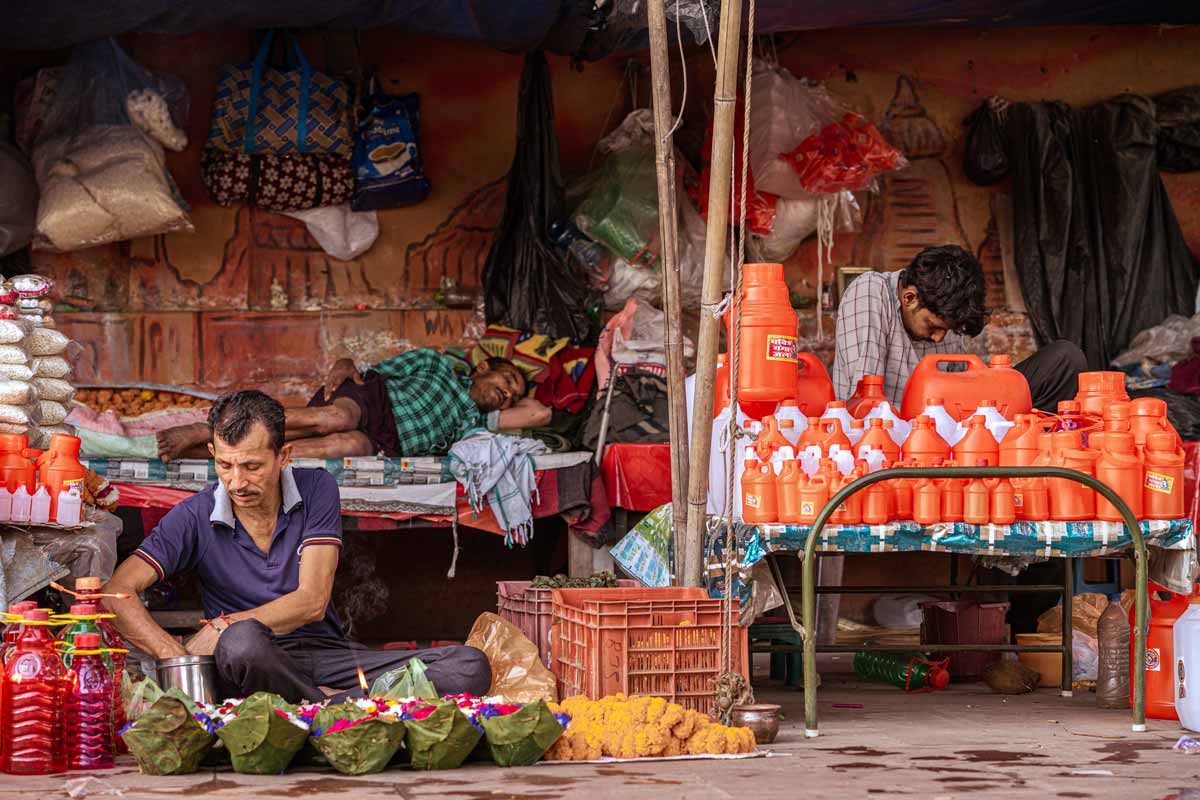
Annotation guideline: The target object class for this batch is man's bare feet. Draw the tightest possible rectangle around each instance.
[157,423,210,463]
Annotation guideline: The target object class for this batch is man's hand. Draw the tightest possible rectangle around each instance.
[324,358,363,401]
[498,396,552,430]
[185,623,222,657]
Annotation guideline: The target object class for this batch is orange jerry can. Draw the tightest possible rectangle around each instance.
[858,417,901,462]
[902,415,951,466]
[847,375,888,419]
[1130,584,1193,720]
[952,415,999,467]
[1143,431,1185,520]
[0,433,36,494]
[725,262,798,405]
[1095,432,1144,522]
[740,458,779,524]
[795,353,834,419]
[777,461,806,524]
[1000,414,1043,467]
[1075,371,1129,417]
[900,354,1032,422]
[797,474,829,525]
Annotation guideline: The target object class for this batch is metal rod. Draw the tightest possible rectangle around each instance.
[796,584,1068,594]
[757,643,1070,654]
[795,465,1149,736]
[683,0,744,588]
[645,0,690,585]
[1063,557,1075,697]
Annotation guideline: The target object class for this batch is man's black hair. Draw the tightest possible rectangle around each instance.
[900,245,987,337]
[208,390,286,453]
[473,357,526,390]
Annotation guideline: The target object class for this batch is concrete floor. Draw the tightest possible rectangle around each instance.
[2,667,1197,800]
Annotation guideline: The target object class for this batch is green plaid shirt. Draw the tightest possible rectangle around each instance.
[373,349,486,456]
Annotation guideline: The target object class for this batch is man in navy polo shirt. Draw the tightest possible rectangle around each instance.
[103,390,491,702]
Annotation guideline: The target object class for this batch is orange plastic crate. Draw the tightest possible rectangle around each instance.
[551,587,748,713]
[496,580,638,668]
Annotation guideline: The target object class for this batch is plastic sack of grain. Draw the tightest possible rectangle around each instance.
[0,423,32,436]
[31,424,73,450]
[0,346,29,365]
[0,364,34,381]
[36,400,68,425]
[0,318,29,345]
[0,380,34,405]
[0,405,36,426]
[27,327,68,356]
[31,356,70,379]
[32,377,73,402]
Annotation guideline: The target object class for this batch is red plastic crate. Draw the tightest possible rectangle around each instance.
[496,580,638,668]
[551,587,748,713]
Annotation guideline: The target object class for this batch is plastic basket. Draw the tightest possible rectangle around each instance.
[551,587,748,712]
[496,580,638,668]
[920,600,1010,681]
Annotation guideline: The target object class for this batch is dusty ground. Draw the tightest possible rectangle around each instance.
[2,663,1197,799]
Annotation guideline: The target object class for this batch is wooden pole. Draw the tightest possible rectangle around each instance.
[645,0,690,583]
[682,0,742,587]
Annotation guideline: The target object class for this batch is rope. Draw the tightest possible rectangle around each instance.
[814,194,836,341]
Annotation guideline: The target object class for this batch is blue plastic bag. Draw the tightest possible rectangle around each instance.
[351,86,431,211]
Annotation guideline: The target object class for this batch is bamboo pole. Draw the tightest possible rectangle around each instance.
[645,0,690,583]
[682,0,742,587]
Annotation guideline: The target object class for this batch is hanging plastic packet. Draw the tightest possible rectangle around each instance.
[351,77,431,211]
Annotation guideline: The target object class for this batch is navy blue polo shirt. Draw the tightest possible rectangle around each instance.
[134,466,346,641]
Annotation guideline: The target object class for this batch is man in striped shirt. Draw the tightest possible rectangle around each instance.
[833,245,1086,411]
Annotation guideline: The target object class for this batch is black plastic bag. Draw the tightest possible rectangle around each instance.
[963,100,1008,185]
[1153,86,1200,173]
[1003,95,1198,370]
[481,52,594,344]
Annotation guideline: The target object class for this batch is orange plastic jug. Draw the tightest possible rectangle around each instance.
[795,353,835,418]
[858,418,900,462]
[37,434,85,520]
[1095,432,1144,522]
[777,461,806,524]
[999,414,1043,467]
[741,459,779,524]
[1130,397,1181,450]
[892,460,915,520]
[0,433,36,494]
[757,416,791,454]
[1075,371,1129,416]
[1055,445,1100,521]
[797,474,829,525]
[1102,402,1132,433]
[902,416,951,466]
[1143,431,1185,520]
[1012,477,1050,521]
[939,463,966,523]
[963,476,990,525]
[952,415,999,467]
[988,478,1016,525]
[713,355,778,420]
[847,375,888,419]
[815,418,852,454]
[1130,584,1193,720]
[912,478,941,525]
[862,479,892,525]
[799,418,825,449]
[725,263,799,405]
[901,354,1033,421]
[829,471,863,525]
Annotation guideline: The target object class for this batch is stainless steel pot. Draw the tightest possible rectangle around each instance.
[156,655,219,706]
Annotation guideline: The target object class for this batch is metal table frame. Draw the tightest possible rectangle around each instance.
[763,465,1149,738]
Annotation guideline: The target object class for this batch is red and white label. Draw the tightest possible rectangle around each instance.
[1146,647,1161,672]
[1146,472,1174,494]
[765,335,799,363]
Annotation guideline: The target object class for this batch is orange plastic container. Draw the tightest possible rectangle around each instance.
[757,416,791,454]
[1075,371,1129,417]
[797,474,829,525]
[550,588,748,713]
[1143,431,1185,520]
[858,418,901,462]
[940,463,966,523]
[1095,432,1144,521]
[1012,477,1050,521]
[902,416,951,466]
[0,433,35,494]
[38,434,84,519]
[795,354,835,418]
[963,477,990,525]
[1000,414,1043,467]
[1057,445,1100,521]
[829,471,863,525]
[1130,397,1181,450]
[1102,402,1132,434]
[847,375,888,419]
[988,478,1016,524]
[1129,584,1193,720]
[892,461,915,520]
[815,418,852,454]
[799,418,824,449]
[863,480,892,525]
[900,354,1032,422]
[952,415,999,467]
[726,263,799,405]
[913,479,941,526]
[740,460,778,524]
[777,461,806,524]
[497,579,638,668]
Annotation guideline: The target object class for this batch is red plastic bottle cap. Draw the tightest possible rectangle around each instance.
[990,355,1012,367]
[23,609,49,622]
[926,397,944,406]
[865,375,883,385]
[70,603,98,616]
[870,418,883,428]
[851,420,864,430]
[929,667,951,689]
[74,632,101,649]
[8,600,36,614]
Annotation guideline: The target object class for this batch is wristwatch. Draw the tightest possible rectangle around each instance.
[209,616,231,633]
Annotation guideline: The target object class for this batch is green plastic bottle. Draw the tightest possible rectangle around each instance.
[58,604,113,671]
[853,651,950,692]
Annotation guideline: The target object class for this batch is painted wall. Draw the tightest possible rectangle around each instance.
[29,25,1200,402]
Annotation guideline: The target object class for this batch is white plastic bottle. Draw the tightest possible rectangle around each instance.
[0,486,12,522]
[56,485,83,526]
[919,397,962,447]
[774,399,807,447]
[1175,596,1200,732]
[707,405,750,516]
[864,401,913,447]
[961,400,1015,445]
[30,486,50,524]
[770,446,795,476]
[858,446,886,473]
[800,445,823,477]
[828,445,855,476]
[11,484,32,523]
[822,401,856,437]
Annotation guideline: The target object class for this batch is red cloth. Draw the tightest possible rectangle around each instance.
[602,442,673,512]
[534,347,596,414]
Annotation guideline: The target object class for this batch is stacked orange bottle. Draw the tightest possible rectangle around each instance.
[1075,371,1129,416]
[963,468,990,525]
[988,478,1017,525]
[728,263,798,405]
[900,354,1032,421]
[913,478,941,526]
[741,457,778,524]
[777,461,806,525]
[1,609,67,774]
[797,475,829,525]
[1013,476,1050,522]
[38,434,86,520]
[847,375,888,419]
[1130,585,1192,720]
[829,470,863,525]
[1130,397,1182,451]
[1000,414,1043,467]
[940,461,966,523]
[0,434,35,494]
[902,416,951,466]
[858,418,900,462]
[1094,432,1144,522]
[863,472,893,525]
[891,460,916,520]
[953,416,999,467]
[1143,431,1185,520]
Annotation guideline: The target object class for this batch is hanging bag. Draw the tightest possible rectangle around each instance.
[351,76,431,210]
[207,31,352,157]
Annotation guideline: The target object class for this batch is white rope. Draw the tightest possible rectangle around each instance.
[446,508,460,578]
[814,194,836,341]
[664,0,689,139]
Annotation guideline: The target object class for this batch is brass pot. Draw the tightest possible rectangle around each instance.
[730,703,781,745]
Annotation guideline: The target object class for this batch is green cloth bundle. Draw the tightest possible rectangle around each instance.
[370,657,438,701]
[309,702,407,775]
[404,701,483,770]
[481,700,564,767]
[215,693,310,774]
[121,696,216,775]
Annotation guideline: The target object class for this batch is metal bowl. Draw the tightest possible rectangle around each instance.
[156,655,219,706]
[731,703,782,745]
